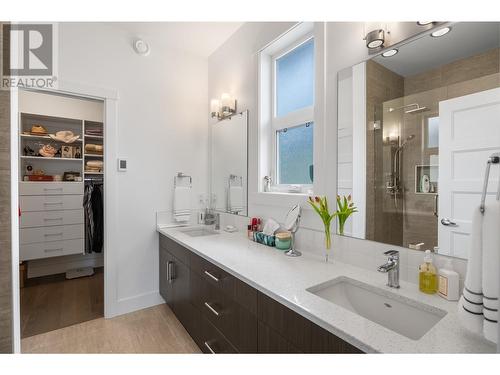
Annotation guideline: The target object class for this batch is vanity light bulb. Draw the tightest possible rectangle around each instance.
[221,93,233,109]
[210,99,220,113]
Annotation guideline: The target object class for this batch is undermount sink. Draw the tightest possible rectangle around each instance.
[307,276,447,340]
[178,227,219,237]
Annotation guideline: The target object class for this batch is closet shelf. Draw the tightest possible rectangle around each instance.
[20,134,83,142]
[84,171,104,175]
[84,153,103,158]
[84,134,103,140]
[21,156,82,161]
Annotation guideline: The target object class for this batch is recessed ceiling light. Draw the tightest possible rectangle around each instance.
[133,39,150,56]
[431,27,451,38]
[382,49,398,58]
[417,21,434,26]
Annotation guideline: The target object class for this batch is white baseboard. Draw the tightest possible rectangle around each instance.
[27,252,104,278]
[107,290,164,318]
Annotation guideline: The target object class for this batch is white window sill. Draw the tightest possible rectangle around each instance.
[250,191,314,209]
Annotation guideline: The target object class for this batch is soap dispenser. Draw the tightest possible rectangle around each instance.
[438,259,459,301]
[419,250,438,294]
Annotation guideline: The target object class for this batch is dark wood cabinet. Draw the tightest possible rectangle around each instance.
[159,234,363,354]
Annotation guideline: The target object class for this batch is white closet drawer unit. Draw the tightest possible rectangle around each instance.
[20,238,84,261]
[19,182,83,196]
[20,209,84,228]
[20,224,84,245]
[20,195,83,212]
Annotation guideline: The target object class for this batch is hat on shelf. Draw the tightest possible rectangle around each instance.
[39,144,57,157]
[30,124,47,135]
[49,130,80,143]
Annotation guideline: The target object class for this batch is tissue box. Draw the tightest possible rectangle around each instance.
[253,231,276,247]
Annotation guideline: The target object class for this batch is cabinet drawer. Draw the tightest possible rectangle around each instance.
[20,238,84,261]
[199,316,237,354]
[190,252,234,296]
[192,271,257,353]
[20,195,83,212]
[20,209,84,228]
[159,235,190,266]
[20,182,83,196]
[20,224,83,245]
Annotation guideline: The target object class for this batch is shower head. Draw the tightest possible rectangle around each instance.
[405,105,428,114]
[400,134,415,148]
[388,103,429,114]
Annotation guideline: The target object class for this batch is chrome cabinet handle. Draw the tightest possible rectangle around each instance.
[167,261,175,284]
[204,270,219,282]
[204,302,220,317]
[44,248,63,253]
[441,218,458,227]
[204,341,216,354]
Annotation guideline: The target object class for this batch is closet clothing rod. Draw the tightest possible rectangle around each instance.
[479,153,500,214]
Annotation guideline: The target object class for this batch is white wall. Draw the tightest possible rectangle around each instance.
[58,23,209,315]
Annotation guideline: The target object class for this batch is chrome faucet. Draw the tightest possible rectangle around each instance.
[204,209,220,230]
[377,250,400,288]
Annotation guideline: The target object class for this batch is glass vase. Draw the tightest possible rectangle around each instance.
[324,224,331,263]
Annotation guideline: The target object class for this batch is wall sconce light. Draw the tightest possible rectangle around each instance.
[211,93,237,120]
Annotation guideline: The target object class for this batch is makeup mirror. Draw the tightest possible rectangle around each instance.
[284,204,302,257]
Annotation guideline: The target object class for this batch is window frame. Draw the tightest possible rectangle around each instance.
[270,34,315,190]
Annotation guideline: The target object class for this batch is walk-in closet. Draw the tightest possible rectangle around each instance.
[18,90,105,338]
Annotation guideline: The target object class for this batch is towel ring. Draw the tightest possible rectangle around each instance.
[479,153,500,214]
[174,172,192,188]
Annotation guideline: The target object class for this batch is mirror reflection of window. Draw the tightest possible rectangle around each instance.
[426,116,439,149]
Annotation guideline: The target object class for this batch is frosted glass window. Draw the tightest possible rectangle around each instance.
[276,39,314,117]
[277,122,314,184]
[427,116,439,148]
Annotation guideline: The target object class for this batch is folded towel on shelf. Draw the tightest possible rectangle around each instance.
[85,144,103,154]
[228,186,244,213]
[458,202,500,344]
[86,160,103,168]
[174,186,191,223]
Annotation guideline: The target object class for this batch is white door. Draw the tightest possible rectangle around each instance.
[439,88,500,258]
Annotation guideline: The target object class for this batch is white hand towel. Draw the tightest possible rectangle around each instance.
[262,218,280,236]
[228,186,244,213]
[174,186,191,223]
[458,207,484,335]
[482,201,499,344]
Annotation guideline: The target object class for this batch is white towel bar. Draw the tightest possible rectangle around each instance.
[480,153,500,214]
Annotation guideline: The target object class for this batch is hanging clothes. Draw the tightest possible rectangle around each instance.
[84,182,104,253]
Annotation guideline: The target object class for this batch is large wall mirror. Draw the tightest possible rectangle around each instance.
[210,110,248,216]
[337,22,500,259]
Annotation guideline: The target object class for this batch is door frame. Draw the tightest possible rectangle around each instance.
[10,80,119,353]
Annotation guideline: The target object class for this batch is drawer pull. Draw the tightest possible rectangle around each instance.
[43,187,63,191]
[204,341,216,354]
[44,248,63,253]
[44,232,63,237]
[204,270,219,282]
[44,217,63,221]
[44,202,63,205]
[204,302,220,317]
[167,261,175,284]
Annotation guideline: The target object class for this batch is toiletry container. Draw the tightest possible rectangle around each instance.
[275,232,292,250]
[438,259,459,301]
[419,250,438,294]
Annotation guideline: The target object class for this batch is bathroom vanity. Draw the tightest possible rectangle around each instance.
[159,233,361,353]
[158,227,495,354]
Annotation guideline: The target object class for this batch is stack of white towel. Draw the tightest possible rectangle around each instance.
[458,202,499,344]
[173,186,191,223]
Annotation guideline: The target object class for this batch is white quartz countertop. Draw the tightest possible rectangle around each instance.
[157,225,496,353]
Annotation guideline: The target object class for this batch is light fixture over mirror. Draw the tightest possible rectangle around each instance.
[431,27,451,38]
[211,93,237,120]
[365,29,385,50]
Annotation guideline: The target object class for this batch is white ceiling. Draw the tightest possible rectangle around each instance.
[114,22,243,58]
[374,22,500,77]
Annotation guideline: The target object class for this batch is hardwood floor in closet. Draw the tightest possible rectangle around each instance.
[21,304,201,353]
[21,267,104,338]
